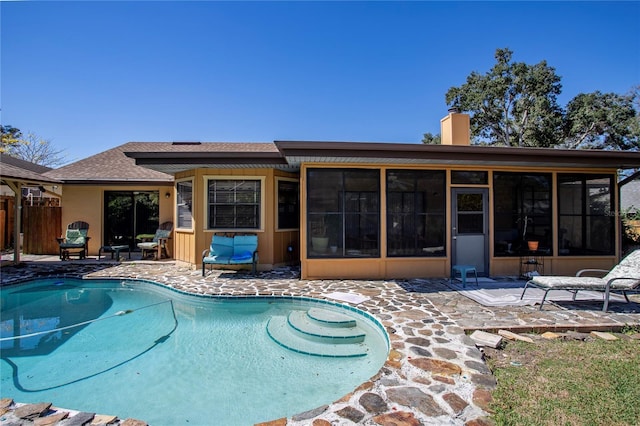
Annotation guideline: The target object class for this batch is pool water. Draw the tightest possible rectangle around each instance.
[0,278,388,425]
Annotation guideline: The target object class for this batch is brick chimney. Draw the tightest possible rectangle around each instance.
[440,110,470,145]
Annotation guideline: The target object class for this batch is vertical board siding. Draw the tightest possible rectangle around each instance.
[23,205,62,254]
[0,196,16,249]
[0,210,5,249]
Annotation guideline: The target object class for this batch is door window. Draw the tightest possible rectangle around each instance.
[457,193,484,233]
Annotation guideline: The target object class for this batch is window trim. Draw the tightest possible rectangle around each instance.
[175,178,194,232]
[557,173,615,256]
[386,169,447,258]
[275,176,300,232]
[203,175,266,232]
[306,167,381,259]
[492,172,553,257]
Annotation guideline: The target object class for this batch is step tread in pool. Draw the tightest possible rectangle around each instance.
[306,307,357,327]
[287,310,365,342]
[266,316,368,358]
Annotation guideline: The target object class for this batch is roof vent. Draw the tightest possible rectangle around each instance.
[172,141,202,145]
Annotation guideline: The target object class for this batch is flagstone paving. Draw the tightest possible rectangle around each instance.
[1,258,639,426]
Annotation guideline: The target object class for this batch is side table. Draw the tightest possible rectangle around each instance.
[520,251,544,279]
[99,245,131,260]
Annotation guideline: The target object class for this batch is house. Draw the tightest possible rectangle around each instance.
[42,112,640,279]
[43,143,175,254]
[621,171,640,213]
[620,170,640,248]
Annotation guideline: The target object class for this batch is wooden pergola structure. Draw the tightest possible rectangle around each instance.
[0,154,62,264]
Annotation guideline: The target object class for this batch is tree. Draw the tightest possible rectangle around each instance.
[442,49,639,150]
[1,125,22,152]
[630,85,640,137]
[562,90,639,150]
[6,132,67,167]
[421,132,441,145]
[445,48,564,147]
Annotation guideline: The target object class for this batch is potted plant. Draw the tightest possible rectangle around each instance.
[310,215,329,252]
[519,214,538,251]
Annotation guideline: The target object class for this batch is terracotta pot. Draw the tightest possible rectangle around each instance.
[527,241,539,251]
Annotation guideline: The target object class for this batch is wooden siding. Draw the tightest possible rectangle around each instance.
[187,168,300,271]
[23,205,61,254]
[174,230,195,264]
[0,196,15,249]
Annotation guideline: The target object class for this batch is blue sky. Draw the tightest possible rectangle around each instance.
[2,1,639,163]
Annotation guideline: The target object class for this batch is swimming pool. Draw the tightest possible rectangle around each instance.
[0,278,389,425]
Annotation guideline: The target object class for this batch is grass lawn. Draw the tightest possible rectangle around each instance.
[484,332,640,426]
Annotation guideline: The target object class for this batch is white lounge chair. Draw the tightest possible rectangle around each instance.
[520,249,640,312]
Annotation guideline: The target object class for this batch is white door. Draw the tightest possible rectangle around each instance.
[452,189,489,275]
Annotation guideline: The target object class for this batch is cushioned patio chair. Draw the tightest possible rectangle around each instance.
[137,221,173,260]
[202,234,259,276]
[520,249,640,312]
[57,221,90,260]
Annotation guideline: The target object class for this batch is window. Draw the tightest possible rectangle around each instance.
[176,180,193,229]
[387,170,446,257]
[277,179,299,230]
[307,168,379,258]
[104,191,159,248]
[493,173,552,256]
[207,179,261,229]
[558,174,614,255]
[451,170,488,185]
[456,192,485,233]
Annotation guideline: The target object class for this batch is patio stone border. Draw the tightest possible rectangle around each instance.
[2,259,639,425]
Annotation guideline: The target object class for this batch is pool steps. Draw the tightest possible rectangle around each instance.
[306,307,357,327]
[266,308,369,357]
[287,310,365,342]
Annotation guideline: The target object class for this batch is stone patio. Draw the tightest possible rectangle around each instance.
[1,256,639,426]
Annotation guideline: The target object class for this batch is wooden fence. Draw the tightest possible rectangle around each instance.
[0,209,5,250]
[0,196,15,250]
[23,205,62,254]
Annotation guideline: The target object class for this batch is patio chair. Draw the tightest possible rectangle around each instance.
[137,221,173,260]
[520,249,640,312]
[57,221,91,260]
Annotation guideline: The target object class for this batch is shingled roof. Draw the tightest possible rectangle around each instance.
[43,142,174,183]
[45,142,283,183]
[42,140,640,180]
[0,153,61,185]
[122,141,289,174]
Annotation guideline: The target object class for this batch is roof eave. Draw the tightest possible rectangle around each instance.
[59,178,174,185]
[275,141,640,169]
[124,151,291,173]
[124,151,286,162]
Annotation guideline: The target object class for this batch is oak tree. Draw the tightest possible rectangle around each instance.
[563,90,639,150]
[445,48,563,147]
